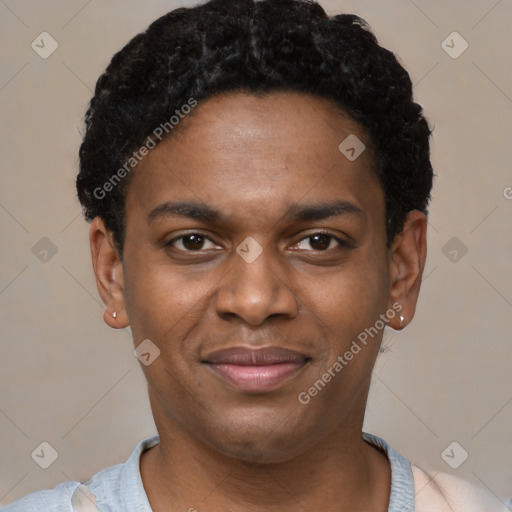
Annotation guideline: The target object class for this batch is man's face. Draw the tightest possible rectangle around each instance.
[121,92,392,463]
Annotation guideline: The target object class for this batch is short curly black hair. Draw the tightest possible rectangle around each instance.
[77,0,433,256]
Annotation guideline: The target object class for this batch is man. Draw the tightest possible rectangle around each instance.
[4,0,508,510]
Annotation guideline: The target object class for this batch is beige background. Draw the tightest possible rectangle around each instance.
[1,0,511,507]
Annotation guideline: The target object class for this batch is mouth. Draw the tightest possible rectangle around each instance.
[202,346,311,392]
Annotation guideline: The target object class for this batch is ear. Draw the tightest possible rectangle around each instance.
[386,210,427,330]
[89,217,129,329]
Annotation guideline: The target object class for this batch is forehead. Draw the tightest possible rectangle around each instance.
[126,91,384,227]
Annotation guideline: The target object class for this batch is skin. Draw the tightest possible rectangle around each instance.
[90,91,427,511]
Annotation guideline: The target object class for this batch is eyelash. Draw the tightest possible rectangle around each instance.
[165,232,353,253]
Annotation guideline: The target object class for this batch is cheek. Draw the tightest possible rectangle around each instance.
[301,253,389,333]
[123,251,218,347]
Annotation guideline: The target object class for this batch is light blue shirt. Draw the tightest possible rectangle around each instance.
[2,432,415,511]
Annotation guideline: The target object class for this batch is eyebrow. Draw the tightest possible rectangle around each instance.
[287,200,364,222]
[148,201,221,223]
[147,199,364,224]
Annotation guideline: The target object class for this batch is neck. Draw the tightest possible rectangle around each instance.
[140,421,390,512]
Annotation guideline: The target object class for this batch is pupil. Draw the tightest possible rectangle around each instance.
[183,235,204,250]
[310,234,330,250]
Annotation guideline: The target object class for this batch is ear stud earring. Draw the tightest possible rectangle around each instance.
[112,312,117,319]
[399,315,405,326]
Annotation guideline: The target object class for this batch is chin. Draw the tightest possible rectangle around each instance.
[202,417,311,465]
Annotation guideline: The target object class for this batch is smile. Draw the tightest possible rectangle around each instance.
[203,346,310,392]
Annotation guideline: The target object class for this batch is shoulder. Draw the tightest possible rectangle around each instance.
[1,463,126,512]
[411,465,510,512]
[1,481,80,512]
[1,465,124,512]
[1,436,158,512]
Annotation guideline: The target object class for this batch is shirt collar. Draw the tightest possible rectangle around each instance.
[363,432,415,512]
[111,433,414,512]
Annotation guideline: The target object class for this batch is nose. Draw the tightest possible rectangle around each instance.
[214,242,299,326]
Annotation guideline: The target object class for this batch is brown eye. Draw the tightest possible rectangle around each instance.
[308,233,331,250]
[181,234,205,250]
[167,233,218,252]
[295,233,342,251]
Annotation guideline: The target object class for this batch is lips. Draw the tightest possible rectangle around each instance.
[203,346,310,392]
